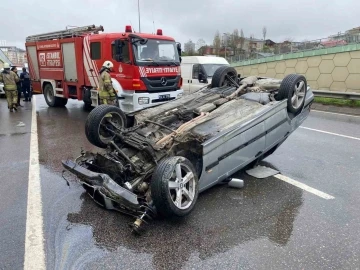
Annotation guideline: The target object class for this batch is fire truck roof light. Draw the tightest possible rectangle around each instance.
[156,29,163,35]
[125,25,132,33]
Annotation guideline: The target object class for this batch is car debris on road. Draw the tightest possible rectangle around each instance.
[62,67,314,235]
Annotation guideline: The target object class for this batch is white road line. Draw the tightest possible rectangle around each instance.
[300,126,360,141]
[274,174,335,200]
[312,110,360,118]
[24,96,46,270]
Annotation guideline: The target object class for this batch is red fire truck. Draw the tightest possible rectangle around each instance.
[25,24,183,113]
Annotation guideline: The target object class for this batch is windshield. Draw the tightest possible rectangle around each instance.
[202,64,229,77]
[132,39,179,65]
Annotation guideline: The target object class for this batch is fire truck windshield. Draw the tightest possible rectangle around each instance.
[132,39,180,66]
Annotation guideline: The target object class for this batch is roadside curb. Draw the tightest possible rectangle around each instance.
[311,103,360,116]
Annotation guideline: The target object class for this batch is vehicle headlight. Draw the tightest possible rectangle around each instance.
[138,97,150,105]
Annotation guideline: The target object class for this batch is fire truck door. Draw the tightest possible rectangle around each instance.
[86,40,101,88]
[112,39,132,90]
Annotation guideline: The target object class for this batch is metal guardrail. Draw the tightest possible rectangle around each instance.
[312,90,360,100]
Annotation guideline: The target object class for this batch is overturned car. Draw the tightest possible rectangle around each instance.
[62,67,314,234]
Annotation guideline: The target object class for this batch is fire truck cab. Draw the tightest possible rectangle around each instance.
[25,25,183,113]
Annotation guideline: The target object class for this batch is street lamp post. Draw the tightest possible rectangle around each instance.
[138,0,141,33]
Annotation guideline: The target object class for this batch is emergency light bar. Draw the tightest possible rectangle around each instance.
[125,25,132,33]
[156,29,163,35]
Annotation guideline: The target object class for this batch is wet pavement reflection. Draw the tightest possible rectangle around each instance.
[65,174,303,269]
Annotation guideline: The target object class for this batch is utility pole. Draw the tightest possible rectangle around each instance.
[138,0,141,33]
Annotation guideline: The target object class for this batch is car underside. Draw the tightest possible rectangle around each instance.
[62,67,313,234]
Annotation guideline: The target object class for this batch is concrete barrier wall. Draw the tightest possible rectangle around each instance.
[232,44,360,93]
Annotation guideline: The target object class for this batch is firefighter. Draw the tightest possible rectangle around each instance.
[0,63,20,111]
[145,43,159,60]
[20,67,31,102]
[98,60,117,105]
[11,67,23,107]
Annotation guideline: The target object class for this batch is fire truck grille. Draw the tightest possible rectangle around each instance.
[141,75,180,92]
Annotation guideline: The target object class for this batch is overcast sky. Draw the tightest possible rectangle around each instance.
[2,0,360,49]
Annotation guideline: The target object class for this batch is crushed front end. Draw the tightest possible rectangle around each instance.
[61,125,169,234]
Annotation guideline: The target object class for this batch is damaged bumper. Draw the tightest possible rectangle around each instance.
[62,159,141,216]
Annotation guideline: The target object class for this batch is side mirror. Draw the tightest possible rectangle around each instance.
[113,39,123,62]
[176,42,182,63]
[198,73,207,83]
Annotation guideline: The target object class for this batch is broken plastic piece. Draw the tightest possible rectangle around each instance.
[228,178,244,188]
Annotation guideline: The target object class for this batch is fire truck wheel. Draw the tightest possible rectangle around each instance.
[83,102,93,111]
[43,83,67,107]
[85,105,127,148]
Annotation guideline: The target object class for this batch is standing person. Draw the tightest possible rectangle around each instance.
[20,67,31,102]
[0,63,20,112]
[98,60,117,105]
[11,67,23,107]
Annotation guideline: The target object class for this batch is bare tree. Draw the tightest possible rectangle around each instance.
[184,39,195,55]
[230,29,239,56]
[196,38,206,55]
[213,30,221,55]
[240,29,245,52]
[262,26,267,40]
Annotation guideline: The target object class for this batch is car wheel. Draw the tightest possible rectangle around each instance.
[85,104,127,148]
[211,66,238,88]
[276,74,307,114]
[43,83,68,107]
[151,156,199,217]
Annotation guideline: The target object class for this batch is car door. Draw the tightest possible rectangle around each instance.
[218,122,266,180]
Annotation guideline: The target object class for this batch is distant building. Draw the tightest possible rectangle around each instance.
[320,40,347,48]
[0,48,13,68]
[184,40,196,54]
[245,37,262,52]
[0,46,27,65]
[328,26,360,43]
[198,45,216,55]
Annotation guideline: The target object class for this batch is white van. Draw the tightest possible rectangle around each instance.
[181,56,230,94]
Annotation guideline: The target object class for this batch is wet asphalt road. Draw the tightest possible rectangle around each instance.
[0,99,32,270]
[1,96,360,270]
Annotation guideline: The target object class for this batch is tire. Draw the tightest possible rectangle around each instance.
[43,83,68,107]
[150,156,199,218]
[57,98,68,106]
[83,102,93,111]
[275,74,307,114]
[85,104,127,148]
[211,66,238,88]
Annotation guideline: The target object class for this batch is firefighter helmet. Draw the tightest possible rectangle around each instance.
[3,63,10,69]
[102,60,114,69]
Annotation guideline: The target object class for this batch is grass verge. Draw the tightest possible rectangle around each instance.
[314,97,360,107]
